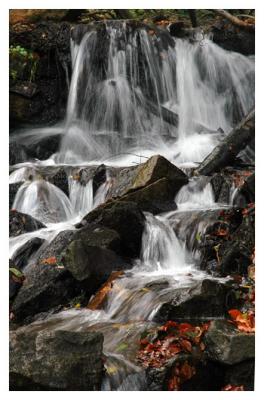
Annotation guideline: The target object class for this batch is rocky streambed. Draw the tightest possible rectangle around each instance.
[9,15,255,391]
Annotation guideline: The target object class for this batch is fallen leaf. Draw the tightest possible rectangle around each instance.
[222,384,244,391]
[41,256,57,265]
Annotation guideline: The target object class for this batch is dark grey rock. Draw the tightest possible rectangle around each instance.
[11,230,79,322]
[9,210,45,237]
[12,237,44,269]
[154,279,237,323]
[79,200,145,258]
[10,329,104,390]
[204,320,255,365]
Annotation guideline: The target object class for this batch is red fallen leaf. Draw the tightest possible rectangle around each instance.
[167,344,182,355]
[222,384,244,391]
[178,322,193,332]
[180,339,192,353]
[139,338,149,347]
[228,309,255,333]
[180,361,196,381]
[41,256,57,265]
[11,208,17,212]
[228,309,241,320]
[159,320,178,332]
[215,228,229,236]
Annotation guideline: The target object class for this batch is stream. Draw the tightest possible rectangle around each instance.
[9,21,254,390]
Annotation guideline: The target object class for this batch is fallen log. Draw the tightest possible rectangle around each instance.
[212,9,255,32]
[195,109,255,176]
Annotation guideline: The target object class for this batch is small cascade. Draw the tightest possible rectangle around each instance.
[141,213,188,273]
[9,20,255,391]
[13,179,73,225]
[69,178,94,218]
[175,178,218,211]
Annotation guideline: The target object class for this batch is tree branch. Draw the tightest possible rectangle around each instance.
[212,9,255,32]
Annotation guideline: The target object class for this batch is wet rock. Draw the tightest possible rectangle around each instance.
[217,205,255,276]
[79,200,145,258]
[10,328,104,390]
[11,230,81,322]
[12,237,44,269]
[127,155,188,193]
[26,134,61,160]
[10,22,71,129]
[224,359,255,391]
[9,209,45,237]
[62,227,128,283]
[232,172,255,207]
[9,182,23,209]
[120,178,178,214]
[80,164,107,194]
[171,207,242,256]
[9,142,28,165]
[154,279,237,323]
[107,155,188,214]
[210,172,232,203]
[204,320,255,364]
[9,259,25,301]
[47,167,69,196]
[211,20,255,56]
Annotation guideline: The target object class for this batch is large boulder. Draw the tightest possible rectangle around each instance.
[62,225,129,283]
[112,155,188,214]
[204,320,255,365]
[154,279,238,323]
[10,328,104,390]
[11,230,79,322]
[47,166,69,196]
[11,237,44,269]
[78,200,145,258]
[211,20,255,56]
[127,155,188,193]
[9,209,45,237]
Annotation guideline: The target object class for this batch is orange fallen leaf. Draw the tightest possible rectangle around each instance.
[180,339,192,353]
[41,256,57,265]
[222,384,244,391]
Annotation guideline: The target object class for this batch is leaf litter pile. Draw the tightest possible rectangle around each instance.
[136,320,209,368]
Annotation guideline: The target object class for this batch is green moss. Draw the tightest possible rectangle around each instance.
[9,45,39,82]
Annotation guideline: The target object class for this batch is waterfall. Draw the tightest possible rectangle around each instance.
[9,21,254,391]
[69,178,94,218]
[13,180,74,224]
[141,213,188,273]
[51,22,254,166]
[175,178,217,211]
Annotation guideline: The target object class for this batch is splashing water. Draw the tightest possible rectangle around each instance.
[175,178,218,211]
[9,21,254,391]
[12,22,254,168]
[13,180,74,224]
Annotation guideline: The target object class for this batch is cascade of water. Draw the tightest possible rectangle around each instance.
[69,178,94,218]
[175,178,218,211]
[52,22,254,166]
[141,213,188,272]
[13,179,74,224]
[9,21,254,391]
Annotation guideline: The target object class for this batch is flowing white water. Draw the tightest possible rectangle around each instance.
[175,178,218,211]
[13,180,74,224]
[9,22,254,390]
[11,22,254,168]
